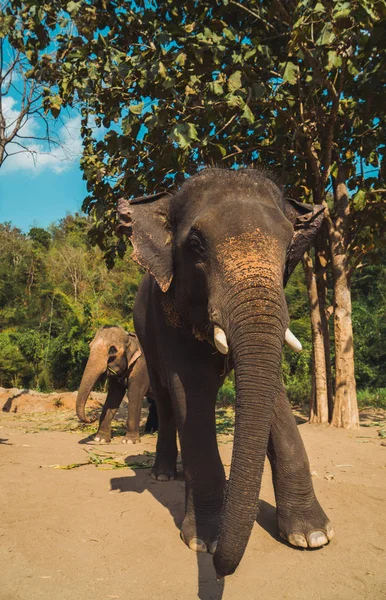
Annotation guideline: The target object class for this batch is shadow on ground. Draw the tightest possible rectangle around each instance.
[111,462,225,600]
[110,457,289,599]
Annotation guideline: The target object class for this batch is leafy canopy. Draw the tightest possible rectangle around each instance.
[3,0,385,264]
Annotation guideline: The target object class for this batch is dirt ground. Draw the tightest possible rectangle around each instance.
[0,389,385,600]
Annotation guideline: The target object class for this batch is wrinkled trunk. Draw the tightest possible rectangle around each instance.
[214,283,285,577]
[302,252,329,424]
[76,346,107,423]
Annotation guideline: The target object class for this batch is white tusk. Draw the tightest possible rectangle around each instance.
[214,326,229,355]
[285,328,302,353]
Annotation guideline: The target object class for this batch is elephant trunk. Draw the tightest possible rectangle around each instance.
[213,282,286,578]
[76,344,107,423]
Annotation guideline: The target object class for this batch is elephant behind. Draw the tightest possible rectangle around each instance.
[76,326,157,444]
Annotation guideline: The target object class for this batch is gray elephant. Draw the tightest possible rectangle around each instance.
[76,326,157,444]
[117,167,334,578]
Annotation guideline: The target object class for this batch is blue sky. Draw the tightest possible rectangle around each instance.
[0,61,87,233]
[0,162,87,232]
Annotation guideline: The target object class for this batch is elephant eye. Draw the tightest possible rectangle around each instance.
[188,229,206,259]
[108,345,118,356]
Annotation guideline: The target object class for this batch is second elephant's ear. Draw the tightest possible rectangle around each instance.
[125,334,142,369]
[283,198,325,286]
[117,192,174,292]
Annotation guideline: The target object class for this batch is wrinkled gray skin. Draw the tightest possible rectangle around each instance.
[117,168,334,578]
[76,326,151,444]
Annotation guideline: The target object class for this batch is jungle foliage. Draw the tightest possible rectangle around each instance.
[0,217,141,390]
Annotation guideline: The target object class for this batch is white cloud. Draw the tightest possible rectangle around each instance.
[1,97,83,176]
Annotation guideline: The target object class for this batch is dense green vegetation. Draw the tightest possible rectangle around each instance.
[0,217,141,391]
[1,216,384,411]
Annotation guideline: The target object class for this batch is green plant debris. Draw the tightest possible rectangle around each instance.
[216,407,235,435]
[48,448,155,471]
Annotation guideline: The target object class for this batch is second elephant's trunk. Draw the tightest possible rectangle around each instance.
[213,283,286,577]
[76,344,107,423]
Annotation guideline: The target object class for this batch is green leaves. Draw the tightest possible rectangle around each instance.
[44,95,63,118]
[283,61,299,85]
[66,2,81,16]
[128,103,144,115]
[241,104,254,124]
[169,123,199,149]
[316,23,336,46]
[208,81,224,95]
[352,190,367,210]
[228,70,242,92]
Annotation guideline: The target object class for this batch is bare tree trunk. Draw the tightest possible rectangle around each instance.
[314,226,334,421]
[302,252,329,424]
[329,168,359,429]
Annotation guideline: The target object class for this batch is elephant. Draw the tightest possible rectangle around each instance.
[76,326,157,444]
[117,167,334,578]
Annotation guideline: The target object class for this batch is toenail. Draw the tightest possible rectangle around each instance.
[189,538,207,553]
[308,531,328,548]
[209,541,218,554]
[326,523,335,540]
[287,533,308,548]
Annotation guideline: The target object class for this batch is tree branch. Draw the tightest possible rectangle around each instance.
[321,59,346,189]
[229,0,277,31]
[300,44,338,101]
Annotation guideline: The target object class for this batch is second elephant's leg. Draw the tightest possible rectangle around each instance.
[95,378,126,443]
[123,360,149,444]
[267,387,334,548]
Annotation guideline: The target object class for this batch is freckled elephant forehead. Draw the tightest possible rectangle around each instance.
[217,229,283,280]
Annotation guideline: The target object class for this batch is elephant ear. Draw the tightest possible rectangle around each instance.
[283,198,325,286]
[125,333,142,369]
[117,192,174,292]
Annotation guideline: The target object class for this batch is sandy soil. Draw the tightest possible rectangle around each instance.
[0,391,385,600]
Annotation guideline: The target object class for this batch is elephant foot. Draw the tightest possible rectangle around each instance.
[122,435,141,445]
[180,513,220,554]
[94,434,111,444]
[151,459,176,481]
[277,500,335,549]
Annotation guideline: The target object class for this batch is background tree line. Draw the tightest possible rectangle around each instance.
[1,0,385,427]
[0,216,141,390]
[0,216,385,416]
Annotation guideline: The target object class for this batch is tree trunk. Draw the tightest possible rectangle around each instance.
[329,168,359,429]
[314,226,334,421]
[302,252,329,424]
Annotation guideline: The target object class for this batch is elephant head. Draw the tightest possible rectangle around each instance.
[118,168,324,576]
[76,326,142,423]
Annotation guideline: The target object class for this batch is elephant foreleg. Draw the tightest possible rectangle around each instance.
[267,386,334,548]
[166,352,225,555]
[122,357,149,444]
[94,378,126,443]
